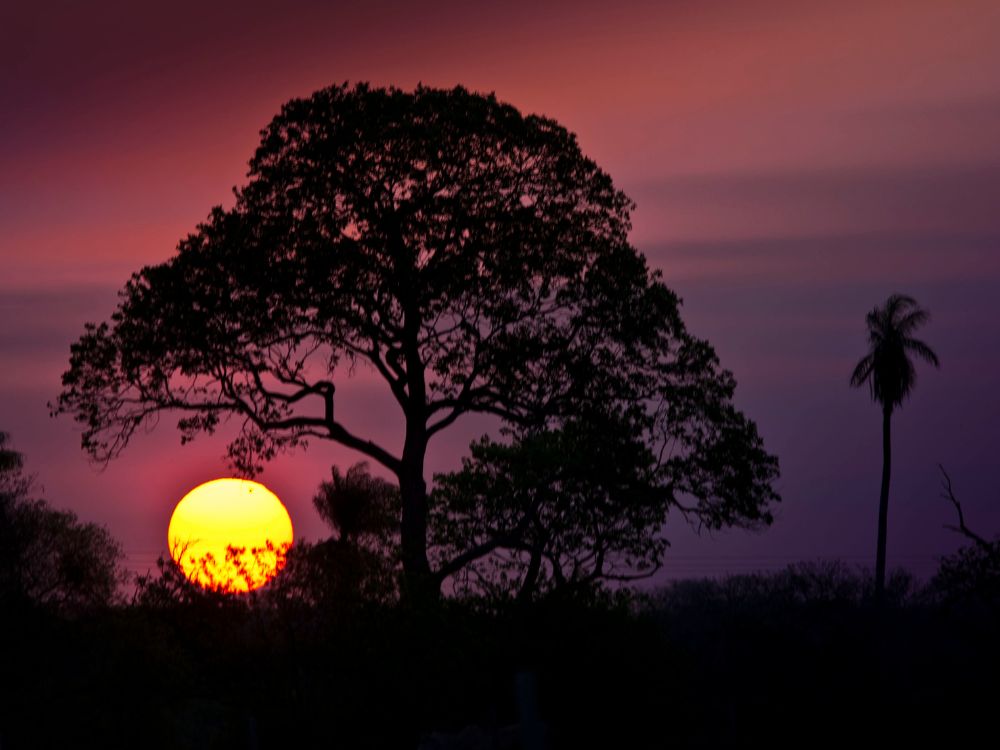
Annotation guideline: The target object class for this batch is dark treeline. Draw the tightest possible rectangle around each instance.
[2,562,1000,748]
[4,429,1000,748]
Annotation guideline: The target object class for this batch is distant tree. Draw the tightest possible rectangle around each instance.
[54,82,779,600]
[932,465,1000,603]
[309,462,398,602]
[850,294,939,600]
[0,431,28,502]
[314,462,399,547]
[0,431,29,595]
[263,464,399,608]
[0,431,126,614]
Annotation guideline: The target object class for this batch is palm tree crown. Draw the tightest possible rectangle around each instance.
[850,293,940,411]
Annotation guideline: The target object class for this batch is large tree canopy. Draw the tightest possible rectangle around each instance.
[54,83,779,596]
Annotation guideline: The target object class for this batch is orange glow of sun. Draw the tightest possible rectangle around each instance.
[167,478,293,593]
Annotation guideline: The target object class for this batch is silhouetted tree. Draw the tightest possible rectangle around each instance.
[932,465,1000,603]
[286,462,400,605]
[0,431,29,598]
[0,431,126,613]
[850,294,939,600]
[314,462,399,547]
[431,403,776,601]
[54,82,779,600]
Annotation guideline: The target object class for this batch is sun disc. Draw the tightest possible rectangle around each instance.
[167,478,293,593]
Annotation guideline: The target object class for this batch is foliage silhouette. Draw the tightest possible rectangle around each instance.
[431,415,666,602]
[53,82,779,600]
[167,537,291,594]
[850,293,939,600]
[931,465,1000,606]
[431,405,777,602]
[132,549,233,608]
[263,534,399,610]
[7,559,998,748]
[267,463,400,607]
[137,463,400,609]
[0,431,126,614]
[314,461,399,546]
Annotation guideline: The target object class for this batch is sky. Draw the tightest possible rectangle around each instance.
[2,0,1000,582]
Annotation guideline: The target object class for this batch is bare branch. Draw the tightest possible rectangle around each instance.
[939,463,989,547]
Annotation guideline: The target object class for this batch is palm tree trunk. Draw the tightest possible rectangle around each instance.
[875,406,892,601]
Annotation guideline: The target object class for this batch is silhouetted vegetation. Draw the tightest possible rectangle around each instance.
[53,83,779,601]
[268,463,401,607]
[166,538,291,595]
[0,431,126,615]
[929,465,1000,606]
[6,423,999,746]
[851,293,939,599]
[430,409,776,603]
[4,555,1000,748]
[4,81,991,748]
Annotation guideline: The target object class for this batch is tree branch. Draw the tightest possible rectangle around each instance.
[939,463,989,547]
[434,512,535,582]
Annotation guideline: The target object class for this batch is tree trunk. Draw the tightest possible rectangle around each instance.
[875,406,892,602]
[397,276,436,604]
[398,419,434,604]
[516,543,545,603]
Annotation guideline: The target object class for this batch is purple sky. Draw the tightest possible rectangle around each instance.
[3,0,1000,581]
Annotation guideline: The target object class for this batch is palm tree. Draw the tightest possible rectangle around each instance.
[850,294,939,600]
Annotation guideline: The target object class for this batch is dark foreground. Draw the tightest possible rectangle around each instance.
[2,565,997,749]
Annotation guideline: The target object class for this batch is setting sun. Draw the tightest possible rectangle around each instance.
[167,478,293,593]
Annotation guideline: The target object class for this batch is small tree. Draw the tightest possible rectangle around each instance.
[54,83,779,599]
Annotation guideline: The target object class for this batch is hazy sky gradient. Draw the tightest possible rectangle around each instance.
[3,0,999,580]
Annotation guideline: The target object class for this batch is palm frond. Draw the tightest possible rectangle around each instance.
[865,307,884,333]
[895,308,930,334]
[885,293,917,318]
[852,293,937,409]
[850,353,875,388]
[903,337,940,367]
